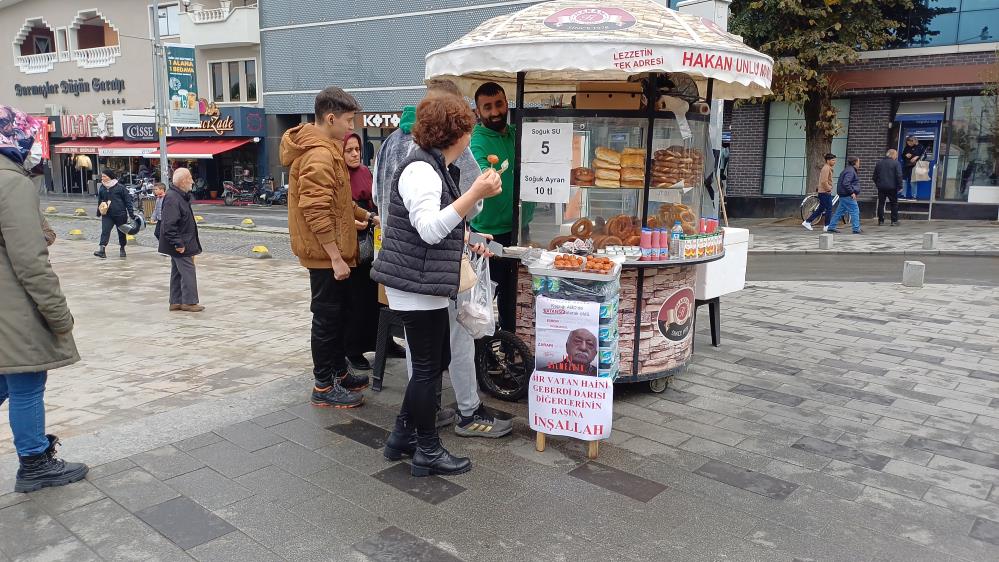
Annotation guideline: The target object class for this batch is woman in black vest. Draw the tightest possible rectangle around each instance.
[371,95,501,477]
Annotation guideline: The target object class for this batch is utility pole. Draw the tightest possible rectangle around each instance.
[149,5,170,186]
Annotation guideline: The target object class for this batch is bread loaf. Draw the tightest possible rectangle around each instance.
[595,168,620,180]
[594,178,620,188]
[594,147,621,164]
[621,167,645,181]
[622,147,645,156]
[621,179,644,188]
[621,154,645,169]
[593,158,621,171]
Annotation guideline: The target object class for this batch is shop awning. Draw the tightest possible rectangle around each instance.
[52,139,117,155]
[143,138,253,159]
[98,140,161,157]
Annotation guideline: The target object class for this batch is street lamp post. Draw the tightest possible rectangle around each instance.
[149,5,170,186]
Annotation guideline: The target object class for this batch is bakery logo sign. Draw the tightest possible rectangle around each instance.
[174,102,234,136]
[657,287,695,342]
[544,7,637,31]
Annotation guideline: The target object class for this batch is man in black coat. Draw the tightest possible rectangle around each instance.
[873,149,904,226]
[159,168,204,312]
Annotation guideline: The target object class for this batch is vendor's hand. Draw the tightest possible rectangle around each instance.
[332,257,350,281]
[471,169,502,200]
[469,242,493,258]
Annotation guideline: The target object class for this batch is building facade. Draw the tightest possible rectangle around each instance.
[2,0,265,197]
[726,1,999,220]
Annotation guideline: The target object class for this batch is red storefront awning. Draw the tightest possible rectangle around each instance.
[143,138,253,159]
[98,140,161,157]
[52,139,117,155]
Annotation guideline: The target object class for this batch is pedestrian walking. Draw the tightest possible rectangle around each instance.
[0,104,88,492]
[159,168,204,312]
[94,169,134,259]
[152,182,166,239]
[280,86,374,409]
[802,153,836,230]
[374,79,512,438]
[372,93,503,476]
[825,156,863,234]
[873,149,904,226]
[901,136,925,199]
[343,132,382,371]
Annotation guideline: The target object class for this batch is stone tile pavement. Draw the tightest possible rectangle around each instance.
[735,218,999,256]
[1,241,999,561]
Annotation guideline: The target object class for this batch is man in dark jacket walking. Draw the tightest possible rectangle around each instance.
[873,149,904,226]
[824,156,863,234]
[159,168,203,312]
[94,169,134,259]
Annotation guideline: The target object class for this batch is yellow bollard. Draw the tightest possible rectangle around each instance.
[249,245,271,259]
[68,229,85,241]
[44,206,57,214]
[74,208,87,216]
[194,215,204,223]
[241,218,255,227]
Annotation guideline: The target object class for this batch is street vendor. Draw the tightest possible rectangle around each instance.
[470,82,534,330]
[544,329,599,377]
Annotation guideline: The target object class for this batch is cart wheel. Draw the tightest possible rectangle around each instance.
[648,378,669,393]
[223,193,235,206]
[475,329,533,402]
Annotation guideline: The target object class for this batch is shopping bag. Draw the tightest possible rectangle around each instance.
[456,253,496,339]
[912,160,930,182]
[357,226,374,265]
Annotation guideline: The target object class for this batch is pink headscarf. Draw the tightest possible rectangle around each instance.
[343,132,373,209]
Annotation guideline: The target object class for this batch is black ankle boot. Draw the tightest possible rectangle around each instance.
[384,414,417,461]
[411,430,471,477]
[119,247,126,258]
[94,246,106,259]
[15,435,88,493]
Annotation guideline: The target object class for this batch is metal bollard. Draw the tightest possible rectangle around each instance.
[819,233,834,250]
[902,261,925,288]
[922,232,938,250]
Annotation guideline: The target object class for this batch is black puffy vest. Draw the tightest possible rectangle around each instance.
[371,147,465,298]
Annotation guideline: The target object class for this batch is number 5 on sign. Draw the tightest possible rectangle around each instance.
[523,122,572,163]
[521,162,570,203]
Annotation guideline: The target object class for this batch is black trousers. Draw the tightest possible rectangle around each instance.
[397,308,451,432]
[99,215,127,248]
[490,232,518,332]
[876,188,899,224]
[309,268,350,386]
[344,262,380,356]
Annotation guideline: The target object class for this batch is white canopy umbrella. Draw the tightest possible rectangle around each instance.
[425,0,773,101]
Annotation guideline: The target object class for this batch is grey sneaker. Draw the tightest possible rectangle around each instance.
[454,405,513,438]
[436,406,456,428]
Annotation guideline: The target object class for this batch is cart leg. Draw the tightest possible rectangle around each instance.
[709,298,721,347]
[535,432,546,452]
[587,440,600,459]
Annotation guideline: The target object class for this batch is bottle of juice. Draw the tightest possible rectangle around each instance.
[651,228,662,261]
[670,221,683,259]
[640,228,652,261]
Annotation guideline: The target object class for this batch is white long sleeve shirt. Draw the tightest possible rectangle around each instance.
[384,161,464,312]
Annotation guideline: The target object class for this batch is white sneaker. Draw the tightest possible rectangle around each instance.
[801,220,813,231]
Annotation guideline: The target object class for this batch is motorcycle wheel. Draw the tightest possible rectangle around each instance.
[475,329,533,402]
[223,193,235,206]
[278,195,288,205]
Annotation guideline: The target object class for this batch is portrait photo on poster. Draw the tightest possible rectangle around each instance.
[534,296,601,377]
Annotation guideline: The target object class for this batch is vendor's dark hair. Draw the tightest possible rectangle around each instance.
[412,95,476,151]
[847,156,859,166]
[314,86,360,120]
[473,82,506,105]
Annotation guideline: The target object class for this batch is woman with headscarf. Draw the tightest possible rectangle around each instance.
[94,168,134,259]
[342,133,403,370]
[0,104,88,492]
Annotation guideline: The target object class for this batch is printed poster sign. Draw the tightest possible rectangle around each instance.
[521,122,572,203]
[530,296,612,441]
[165,45,200,127]
[520,162,570,203]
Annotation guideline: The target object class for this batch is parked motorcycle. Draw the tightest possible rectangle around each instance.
[221,180,258,206]
[257,176,288,206]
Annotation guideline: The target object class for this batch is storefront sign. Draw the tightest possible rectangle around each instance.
[521,122,572,203]
[123,122,157,142]
[58,113,112,139]
[657,287,695,342]
[172,104,264,137]
[13,78,126,98]
[530,296,611,440]
[165,44,200,127]
[358,113,401,128]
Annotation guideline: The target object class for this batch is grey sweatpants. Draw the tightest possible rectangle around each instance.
[405,301,480,417]
[169,255,199,305]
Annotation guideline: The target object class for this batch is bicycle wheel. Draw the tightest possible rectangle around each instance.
[800,195,820,222]
[475,330,533,402]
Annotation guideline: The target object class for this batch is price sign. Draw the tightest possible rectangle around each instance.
[522,122,572,163]
[521,162,570,203]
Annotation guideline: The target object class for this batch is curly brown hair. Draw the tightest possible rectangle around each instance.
[411,95,475,151]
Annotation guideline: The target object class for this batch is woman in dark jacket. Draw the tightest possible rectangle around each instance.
[371,95,501,477]
[343,133,381,370]
[94,169,134,259]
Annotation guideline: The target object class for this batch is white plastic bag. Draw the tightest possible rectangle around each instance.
[456,253,496,339]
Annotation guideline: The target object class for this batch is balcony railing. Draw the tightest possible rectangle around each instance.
[14,52,58,74]
[72,45,121,69]
[188,4,257,24]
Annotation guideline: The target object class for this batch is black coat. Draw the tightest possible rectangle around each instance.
[96,183,133,221]
[157,186,202,258]
[872,157,904,191]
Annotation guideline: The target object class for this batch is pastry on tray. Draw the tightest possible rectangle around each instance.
[594,147,621,164]
[571,167,595,185]
[593,158,621,170]
[595,168,620,180]
[594,178,620,188]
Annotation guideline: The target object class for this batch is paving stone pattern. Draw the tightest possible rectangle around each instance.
[1,241,999,560]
